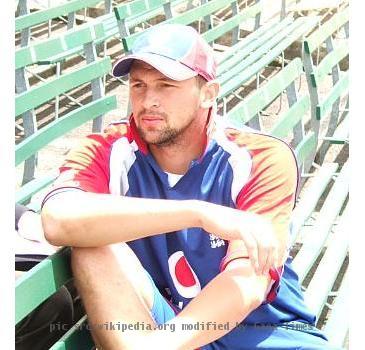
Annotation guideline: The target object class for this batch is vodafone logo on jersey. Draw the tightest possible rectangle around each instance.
[168,251,201,299]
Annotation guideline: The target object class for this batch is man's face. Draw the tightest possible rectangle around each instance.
[129,61,204,147]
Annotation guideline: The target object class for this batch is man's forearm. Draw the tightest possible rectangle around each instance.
[42,191,281,273]
[41,191,203,247]
[146,259,270,350]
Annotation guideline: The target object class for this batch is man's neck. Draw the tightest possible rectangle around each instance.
[149,111,211,175]
[149,135,206,175]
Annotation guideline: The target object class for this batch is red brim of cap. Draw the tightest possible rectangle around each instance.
[112,53,198,81]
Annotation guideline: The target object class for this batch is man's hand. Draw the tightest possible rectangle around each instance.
[197,202,279,275]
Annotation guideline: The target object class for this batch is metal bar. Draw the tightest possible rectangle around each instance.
[84,42,105,132]
[19,0,31,47]
[55,62,61,119]
[16,67,37,185]
[24,68,84,108]
[230,0,239,44]
[67,11,76,30]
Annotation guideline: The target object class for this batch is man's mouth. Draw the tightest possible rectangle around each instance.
[141,115,164,126]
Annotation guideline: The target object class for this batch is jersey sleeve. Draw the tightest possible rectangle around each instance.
[42,123,128,206]
[220,131,299,302]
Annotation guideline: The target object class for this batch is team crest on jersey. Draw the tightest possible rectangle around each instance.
[168,251,201,299]
[209,234,225,249]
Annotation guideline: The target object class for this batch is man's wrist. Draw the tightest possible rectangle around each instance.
[187,199,207,230]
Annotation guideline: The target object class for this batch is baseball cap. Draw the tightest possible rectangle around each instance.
[112,24,217,81]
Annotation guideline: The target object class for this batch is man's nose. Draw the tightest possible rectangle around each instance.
[142,88,160,109]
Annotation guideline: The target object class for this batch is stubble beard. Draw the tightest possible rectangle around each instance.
[137,114,196,148]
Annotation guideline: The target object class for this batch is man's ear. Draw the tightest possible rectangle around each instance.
[200,80,220,109]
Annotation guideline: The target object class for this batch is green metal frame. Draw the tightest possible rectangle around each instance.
[16,248,72,324]
[302,8,349,163]
[122,0,262,52]
[16,96,117,165]
[15,0,101,32]
[217,16,319,103]
[16,58,111,117]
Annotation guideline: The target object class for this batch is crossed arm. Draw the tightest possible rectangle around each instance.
[42,191,282,349]
[42,190,280,275]
[144,258,271,350]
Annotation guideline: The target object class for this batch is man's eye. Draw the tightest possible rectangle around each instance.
[132,83,144,88]
[162,83,176,88]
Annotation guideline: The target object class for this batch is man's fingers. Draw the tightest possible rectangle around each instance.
[255,227,278,275]
[265,238,280,275]
[242,234,260,274]
[258,239,273,275]
[259,244,270,275]
[263,245,274,276]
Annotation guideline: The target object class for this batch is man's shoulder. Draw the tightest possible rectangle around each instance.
[228,128,291,153]
[214,121,298,182]
[64,121,132,162]
[103,120,130,142]
[214,118,293,158]
[82,120,133,151]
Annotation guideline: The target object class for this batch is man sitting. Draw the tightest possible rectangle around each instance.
[41,24,339,349]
